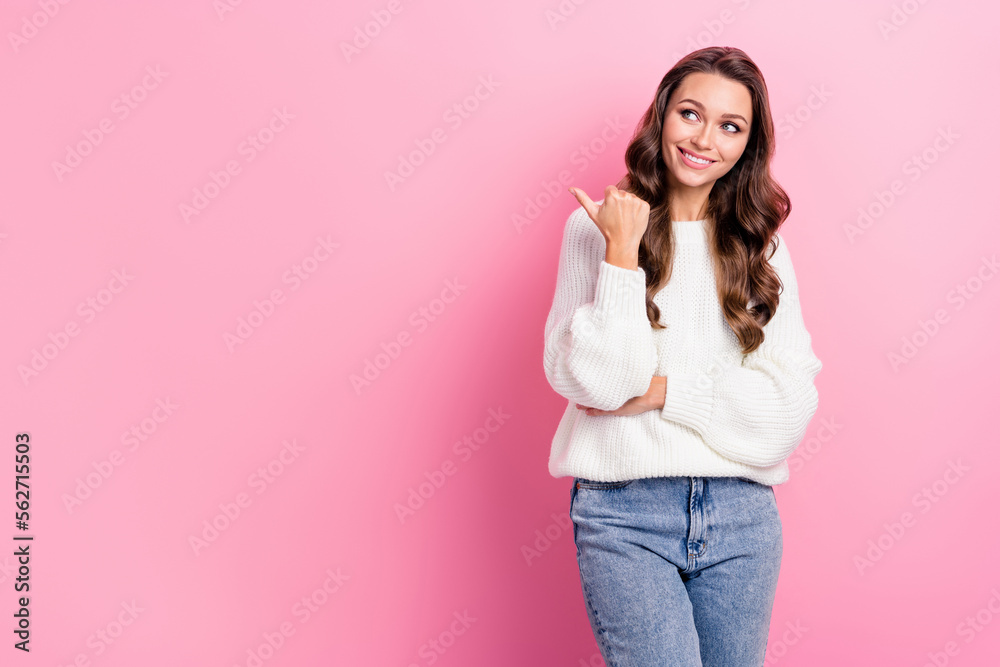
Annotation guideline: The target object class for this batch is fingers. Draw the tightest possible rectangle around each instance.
[568,187,599,222]
[569,185,649,238]
[572,185,644,213]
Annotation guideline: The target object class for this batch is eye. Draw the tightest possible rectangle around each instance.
[680,109,741,134]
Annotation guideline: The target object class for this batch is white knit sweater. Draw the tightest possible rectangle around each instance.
[543,205,822,486]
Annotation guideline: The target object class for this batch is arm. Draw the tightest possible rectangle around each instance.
[659,234,822,467]
[543,207,658,411]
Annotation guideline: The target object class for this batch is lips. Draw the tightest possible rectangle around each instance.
[678,146,715,163]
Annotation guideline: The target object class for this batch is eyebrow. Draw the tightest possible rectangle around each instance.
[676,98,748,124]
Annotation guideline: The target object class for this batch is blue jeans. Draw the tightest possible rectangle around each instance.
[570,476,782,666]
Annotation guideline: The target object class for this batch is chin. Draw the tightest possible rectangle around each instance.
[672,167,710,186]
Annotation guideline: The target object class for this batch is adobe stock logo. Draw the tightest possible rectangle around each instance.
[521,512,572,566]
[394,407,511,524]
[763,619,809,665]
[214,0,248,21]
[339,0,414,63]
[8,0,74,54]
[406,611,477,667]
[887,254,998,372]
[189,439,306,556]
[922,587,1000,666]
[667,0,756,65]
[877,0,932,39]
[512,117,627,235]
[843,127,958,244]
[853,459,970,576]
[351,277,467,395]
[62,398,179,514]
[17,268,134,386]
[224,235,340,353]
[775,85,831,140]
[384,76,500,192]
[179,107,295,223]
[544,0,589,30]
[231,567,349,667]
[51,65,169,182]
[787,415,842,473]
[55,600,144,666]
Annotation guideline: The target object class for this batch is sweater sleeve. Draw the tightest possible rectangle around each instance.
[659,234,822,467]
[542,206,658,411]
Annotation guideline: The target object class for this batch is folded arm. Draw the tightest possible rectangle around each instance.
[659,235,823,467]
[543,207,658,412]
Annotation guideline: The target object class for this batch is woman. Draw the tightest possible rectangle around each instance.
[542,46,823,665]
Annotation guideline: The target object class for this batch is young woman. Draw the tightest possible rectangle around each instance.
[542,46,823,665]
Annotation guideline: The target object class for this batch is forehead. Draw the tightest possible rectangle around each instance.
[670,72,753,119]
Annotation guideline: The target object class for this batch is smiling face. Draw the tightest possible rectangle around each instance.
[661,71,754,195]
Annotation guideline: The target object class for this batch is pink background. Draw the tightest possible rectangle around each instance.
[2,0,999,665]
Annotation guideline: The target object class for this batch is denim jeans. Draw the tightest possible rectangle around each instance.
[569,475,782,666]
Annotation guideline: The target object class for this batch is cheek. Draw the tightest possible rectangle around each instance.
[662,119,684,145]
[661,138,675,163]
[720,139,749,164]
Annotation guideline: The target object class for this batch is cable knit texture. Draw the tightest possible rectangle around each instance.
[543,205,822,486]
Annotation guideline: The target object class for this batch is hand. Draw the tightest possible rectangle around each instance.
[576,377,667,417]
[569,185,651,256]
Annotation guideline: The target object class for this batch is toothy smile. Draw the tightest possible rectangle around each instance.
[679,148,714,164]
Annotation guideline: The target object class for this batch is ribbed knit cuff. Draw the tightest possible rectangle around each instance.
[660,371,714,435]
[593,261,648,322]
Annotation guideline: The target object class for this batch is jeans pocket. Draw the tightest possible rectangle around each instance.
[574,477,634,490]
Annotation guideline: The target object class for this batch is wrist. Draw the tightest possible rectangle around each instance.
[648,376,667,410]
[605,245,640,271]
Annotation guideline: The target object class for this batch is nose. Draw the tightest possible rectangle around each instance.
[691,124,713,152]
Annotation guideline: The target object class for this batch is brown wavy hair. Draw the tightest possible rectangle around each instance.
[616,46,789,355]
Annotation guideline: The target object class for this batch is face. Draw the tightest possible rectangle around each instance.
[661,71,753,191]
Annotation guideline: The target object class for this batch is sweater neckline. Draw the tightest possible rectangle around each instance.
[672,218,708,242]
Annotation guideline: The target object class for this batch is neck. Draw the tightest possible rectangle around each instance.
[666,175,714,221]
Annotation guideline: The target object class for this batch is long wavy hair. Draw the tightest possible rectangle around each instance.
[616,46,789,355]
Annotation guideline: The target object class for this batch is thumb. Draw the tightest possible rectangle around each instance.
[568,187,599,222]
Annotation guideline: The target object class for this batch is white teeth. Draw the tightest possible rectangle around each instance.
[682,149,711,164]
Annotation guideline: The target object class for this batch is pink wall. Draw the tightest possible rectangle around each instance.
[2,0,998,665]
